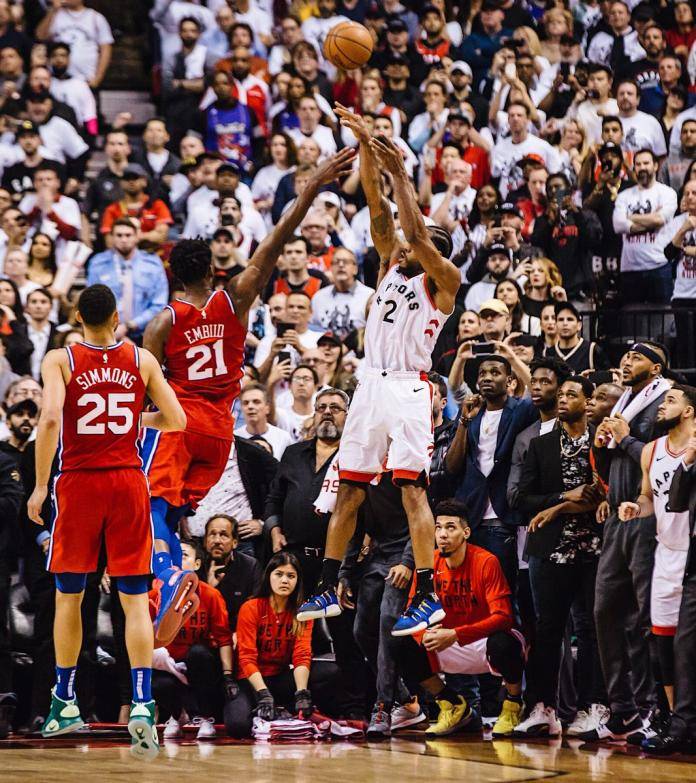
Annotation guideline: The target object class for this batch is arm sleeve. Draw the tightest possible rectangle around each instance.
[658,185,678,223]
[291,619,313,671]
[455,558,513,645]
[236,600,261,679]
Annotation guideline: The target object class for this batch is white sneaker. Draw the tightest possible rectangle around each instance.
[511,703,562,738]
[190,716,217,740]
[391,700,427,731]
[163,716,182,739]
[567,704,609,737]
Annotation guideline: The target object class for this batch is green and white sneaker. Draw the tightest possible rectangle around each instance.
[128,700,159,760]
[41,689,85,737]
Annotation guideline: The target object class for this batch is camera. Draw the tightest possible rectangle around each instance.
[586,89,599,100]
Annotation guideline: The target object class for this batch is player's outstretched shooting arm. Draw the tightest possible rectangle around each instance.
[335,104,395,283]
[228,147,356,322]
[370,135,460,313]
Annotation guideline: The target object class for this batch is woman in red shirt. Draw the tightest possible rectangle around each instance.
[224,552,338,737]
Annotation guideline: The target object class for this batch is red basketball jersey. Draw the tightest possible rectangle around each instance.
[60,342,146,471]
[163,290,245,439]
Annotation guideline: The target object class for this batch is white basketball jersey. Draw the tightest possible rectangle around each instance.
[648,435,690,551]
[364,265,451,372]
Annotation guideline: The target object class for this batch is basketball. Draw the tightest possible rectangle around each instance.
[323,21,374,71]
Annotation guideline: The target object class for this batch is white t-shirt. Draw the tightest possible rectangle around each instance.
[288,126,337,160]
[50,76,97,126]
[613,181,678,271]
[253,328,321,369]
[48,8,114,82]
[477,408,504,519]
[669,106,696,152]
[567,98,619,147]
[251,163,292,227]
[234,423,292,460]
[490,135,562,198]
[586,29,645,67]
[37,116,89,164]
[620,112,667,157]
[660,213,696,300]
[276,405,311,442]
[310,281,374,338]
[431,188,477,224]
[464,279,497,312]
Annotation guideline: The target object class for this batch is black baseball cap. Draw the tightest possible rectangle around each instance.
[555,300,581,320]
[598,141,622,158]
[317,331,342,347]
[212,227,234,241]
[6,398,38,417]
[217,162,241,176]
[499,201,523,219]
[488,242,508,256]
[386,16,408,32]
[419,4,440,19]
[15,120,39,138]
[121,163,148,179]
[385,52,410,67]
[481,0,503,11]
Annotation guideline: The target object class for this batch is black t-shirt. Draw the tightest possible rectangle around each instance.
[210,551,263,631]
[2,158,64,200]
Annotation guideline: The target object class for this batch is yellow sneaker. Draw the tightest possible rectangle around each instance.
[425,695,473,737]
[492,699,523,738]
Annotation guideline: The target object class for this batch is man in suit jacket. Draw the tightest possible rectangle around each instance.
[446,351,537,596]
[24,287,58,381]
[647,438,696,754]
[515,376,605,738]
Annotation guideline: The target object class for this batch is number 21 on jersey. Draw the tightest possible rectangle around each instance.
[186,339,228,381]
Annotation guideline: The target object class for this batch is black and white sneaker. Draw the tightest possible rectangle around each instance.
[577,711,644,743]
[626,709,670,747]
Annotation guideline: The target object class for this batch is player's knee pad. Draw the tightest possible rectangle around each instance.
[116,575,149,595]
[54,572,87,593]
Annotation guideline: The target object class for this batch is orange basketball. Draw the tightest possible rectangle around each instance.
[323,21,374,71]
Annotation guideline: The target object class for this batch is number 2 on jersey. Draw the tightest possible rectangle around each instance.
[382,299,397,324]
[186,339,228,381]
[76,393,135,435]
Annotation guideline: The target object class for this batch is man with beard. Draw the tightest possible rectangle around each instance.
[446,354,537,598]
[396,500,525,738]
[202,514,262,632]
[514,377,605,738]
[296,115,460,637]
[464,245,513,312]
[215,46,270,136]
[544,302,610,374]
[618,386,696,726]
[613,148,677,304]
[582,343,672,742]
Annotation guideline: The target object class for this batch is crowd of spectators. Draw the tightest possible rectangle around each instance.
[2,0,696,753]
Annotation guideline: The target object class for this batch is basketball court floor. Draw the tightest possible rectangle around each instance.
[2,729,695,782]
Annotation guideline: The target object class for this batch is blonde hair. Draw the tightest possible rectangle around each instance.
[514,26,542,57]
[561,118,589,159]
[525,257,563,293]
[543,7,573,35]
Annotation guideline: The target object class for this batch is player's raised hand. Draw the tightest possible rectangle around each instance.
[335,102,371,143]
[311,147,357,187]
[28,485,47,527]
[369,135,407,177]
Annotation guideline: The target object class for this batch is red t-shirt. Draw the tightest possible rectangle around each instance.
[100,196,173,235]
[236,597,313,679]
[149,581,233,661]
[417,545,514,645]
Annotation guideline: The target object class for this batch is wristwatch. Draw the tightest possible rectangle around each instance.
[558,492,565,503]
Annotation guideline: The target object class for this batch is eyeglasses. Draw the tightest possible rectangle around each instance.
[315,403,346,413]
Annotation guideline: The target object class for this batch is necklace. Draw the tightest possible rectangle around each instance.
[561,428,589,458]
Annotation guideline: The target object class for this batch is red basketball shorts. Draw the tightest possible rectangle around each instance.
[48,468,153,577]
[141,428,232,508]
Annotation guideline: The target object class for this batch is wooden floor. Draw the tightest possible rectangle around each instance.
[2,732,696,782]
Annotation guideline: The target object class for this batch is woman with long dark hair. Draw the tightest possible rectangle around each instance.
[494,278,541,335]
[0,277,33,375]
[224,552,338,737]
[27,232,57,289]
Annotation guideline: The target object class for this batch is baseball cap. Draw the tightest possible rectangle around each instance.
[121,163,148,179]
[478,298,509,316]
[217,162,241,176]
[450,60,473,78]
[386,16,408,33]
[419,4,440,19]
[499,202,523,219]
[319,191,341,208]
[481,0,502,11]
[317,331,342,347]
[15,120,39,138]
[6,398,38,417]
[385,52,410,67]
[212,227,234,241]
[488,242,508,256]
[598,141,622,158]
[26,89,51,103]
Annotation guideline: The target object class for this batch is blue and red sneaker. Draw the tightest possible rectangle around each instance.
[391,592,445,637]
[297,587,341,621]
[153,567,199,645]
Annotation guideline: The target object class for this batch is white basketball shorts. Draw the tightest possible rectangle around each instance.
[338,367,434,483]
[651,543,688,635]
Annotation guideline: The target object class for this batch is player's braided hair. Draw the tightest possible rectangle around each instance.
[169,238,212,285]
[427,225,453,259]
